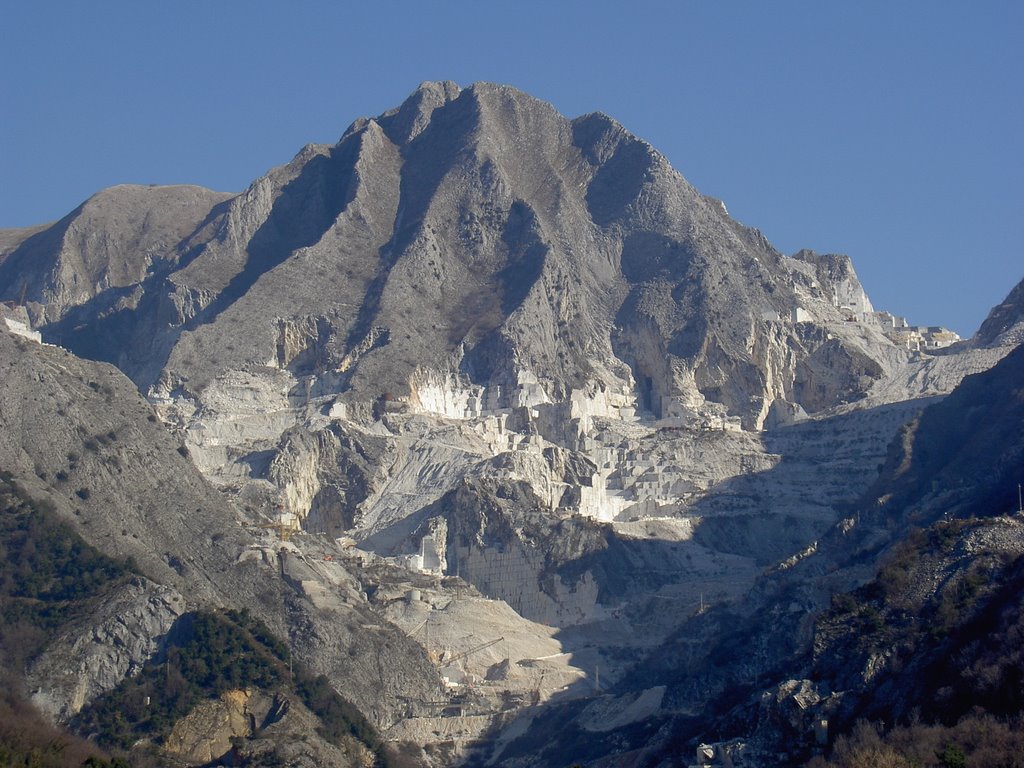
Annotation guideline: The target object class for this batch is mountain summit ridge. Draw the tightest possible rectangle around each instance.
[1,81,1021,767]
[2,81,918,432]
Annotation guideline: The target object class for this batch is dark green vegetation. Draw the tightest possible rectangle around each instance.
[811,514,1024,766]
[807,715,1024,768]
[73,609,283,750]
[0,686,127,768]
[74,608,393,765]
[0,472,395,766]
[0,473,134,670]
[0,473,133,767]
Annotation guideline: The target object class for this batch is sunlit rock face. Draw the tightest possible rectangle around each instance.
[3,81,1008,586]
[3,81,1007,623]
[974,276,1024,348]
[4,81,1023,768]
[5,81,912,434]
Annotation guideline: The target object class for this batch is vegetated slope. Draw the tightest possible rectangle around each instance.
[715,343,1024,764]
[0,327,441,765]
[678,343,1024,766]
[795,530,1024,768]
[0,474,130,767]
[0,326,249,595]
[72,608,390,767]
[809,518,1024,765]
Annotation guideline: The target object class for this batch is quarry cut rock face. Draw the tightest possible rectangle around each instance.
[0,81,947,554]
[2,81,1019,767]
[0,329,443,735]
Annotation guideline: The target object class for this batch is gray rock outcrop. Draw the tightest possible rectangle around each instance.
[4,82,909,433]
[2,81,1021,767]
[974,276,1024,348]
[0,324,442,737]
[28,580,186,722]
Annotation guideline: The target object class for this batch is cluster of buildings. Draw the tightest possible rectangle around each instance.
[815,277,961,352]
[867,311,961,351]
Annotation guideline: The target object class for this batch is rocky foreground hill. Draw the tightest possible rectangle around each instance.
[1,82,1022,767]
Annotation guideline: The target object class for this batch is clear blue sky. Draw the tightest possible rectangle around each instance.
[2,1,1021,336]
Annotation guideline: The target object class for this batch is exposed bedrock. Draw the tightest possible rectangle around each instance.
[3,80,1023,766]
[7,82,926,437]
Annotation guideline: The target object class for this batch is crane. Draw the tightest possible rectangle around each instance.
[445,636,504,666]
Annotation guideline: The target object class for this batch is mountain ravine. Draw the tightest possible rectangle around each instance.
[1,82,1021,767]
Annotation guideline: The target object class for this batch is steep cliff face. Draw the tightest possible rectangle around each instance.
[2,82,1019,767]
[810,516,1024,734]
[974,276,1024,348]
[5,82,905,435]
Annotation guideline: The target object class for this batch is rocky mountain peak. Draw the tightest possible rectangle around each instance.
[975,276,1024,348]
[375,79,462,145]
[2,81,1021,768]
[1,82,915,433]
[0,184,232,325]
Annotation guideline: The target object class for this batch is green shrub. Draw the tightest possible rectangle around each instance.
[0,478,132,669]
[73,607,395,765]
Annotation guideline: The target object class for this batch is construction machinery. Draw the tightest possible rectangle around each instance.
[244,514,300,542]
[445,636,504,666]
